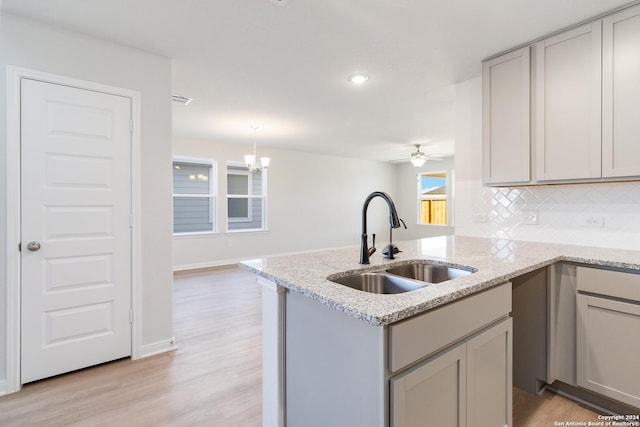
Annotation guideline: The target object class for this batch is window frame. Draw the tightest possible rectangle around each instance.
[172,156,218,236]
[225,161,268,233]
[227,168,253,223]
[417,170,449,226]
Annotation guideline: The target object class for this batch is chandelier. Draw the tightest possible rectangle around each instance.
[244,125,271,173]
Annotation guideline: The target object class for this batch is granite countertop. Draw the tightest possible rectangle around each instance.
[239,235,640,326]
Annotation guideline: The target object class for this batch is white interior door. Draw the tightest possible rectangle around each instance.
[20,78,133,383]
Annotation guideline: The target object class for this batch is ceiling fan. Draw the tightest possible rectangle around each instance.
[409,144,429,168]
[390,144,443,168]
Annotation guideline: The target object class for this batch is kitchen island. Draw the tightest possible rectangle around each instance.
[240,235,640,427]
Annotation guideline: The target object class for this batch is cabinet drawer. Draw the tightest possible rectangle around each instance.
[389,282,511,373]
[577,266,640,302]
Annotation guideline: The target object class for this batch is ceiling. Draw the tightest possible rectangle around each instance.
[2,0,634,161]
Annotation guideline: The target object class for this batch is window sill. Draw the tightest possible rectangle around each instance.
[225,229,269,235]
[173,232,220,239]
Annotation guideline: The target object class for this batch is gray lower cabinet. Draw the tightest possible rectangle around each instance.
[392,342,467,427]
[577,294,640,408]
[576,266,640,409]
[391,317,513,427]
[467,318,513,427]
[548,263,578,387]
[273,281,512,427]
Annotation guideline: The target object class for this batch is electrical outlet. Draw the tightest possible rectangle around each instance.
[472,213,487,223]
[582,215,605,228]
[521,210,538,225]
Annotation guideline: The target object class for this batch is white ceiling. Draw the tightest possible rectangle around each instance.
[2,0,634,161]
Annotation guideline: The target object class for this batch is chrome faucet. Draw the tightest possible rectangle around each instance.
[360,191,404,264]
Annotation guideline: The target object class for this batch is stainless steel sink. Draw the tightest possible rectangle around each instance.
[330,272,426,294]
[328,262,476,294]
[385,264,473,283]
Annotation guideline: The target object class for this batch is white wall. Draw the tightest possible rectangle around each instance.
[173,137,400,269]
[454,76,640,251]
[394,159,455,241]
[0,14,174,387]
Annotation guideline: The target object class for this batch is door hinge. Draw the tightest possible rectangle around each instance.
[129,310,134,324]
[129,215,134,228]
[18,242,21,252]
[130,119,134,133]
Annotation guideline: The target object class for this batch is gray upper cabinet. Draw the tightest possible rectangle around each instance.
[602,5,640,178]
[535,22,602,181]
[483,3,640,186]
[482,47,531,185]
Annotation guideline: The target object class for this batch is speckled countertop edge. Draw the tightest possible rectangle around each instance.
[239,236,640,326]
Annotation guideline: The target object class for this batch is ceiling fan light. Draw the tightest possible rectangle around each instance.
[348,74,370,85]
[410,157,426,168]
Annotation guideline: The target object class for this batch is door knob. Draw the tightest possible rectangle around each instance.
[27,241,41,252]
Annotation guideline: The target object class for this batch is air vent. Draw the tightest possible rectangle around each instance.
[172,95,193,106]
[270,0,289,5]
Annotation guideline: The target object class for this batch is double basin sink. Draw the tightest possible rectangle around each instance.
[328,262,476,294]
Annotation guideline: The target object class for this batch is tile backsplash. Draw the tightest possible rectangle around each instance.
[455,179,640,251]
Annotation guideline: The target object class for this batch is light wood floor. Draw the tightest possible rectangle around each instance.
[0,267,605,426]
[0,267,262,427]
[514,387,605,426]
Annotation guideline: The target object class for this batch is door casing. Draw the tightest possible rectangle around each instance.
[5,66,143,394]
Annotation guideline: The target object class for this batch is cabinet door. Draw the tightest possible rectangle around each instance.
[482,47,530,185]
[536,22,602,181]
[467,318,513,427]
[577,294,640,408]
[391,343,467,427]
[602,5,640,177]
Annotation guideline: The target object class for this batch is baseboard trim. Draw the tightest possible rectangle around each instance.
[172,244,355,273]
[139,338,178,359]
[173,260,240,272]
[0,379,7,396]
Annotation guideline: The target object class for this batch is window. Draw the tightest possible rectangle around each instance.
[418,172,448,225]
[172,158,217,234]
[227,163,267,232]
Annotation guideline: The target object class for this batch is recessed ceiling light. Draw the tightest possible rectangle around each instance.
[348,74,370,85]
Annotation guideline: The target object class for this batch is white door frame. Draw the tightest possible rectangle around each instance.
[5,66,143,393]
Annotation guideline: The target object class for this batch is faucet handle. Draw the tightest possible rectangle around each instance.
[372,233,376,247]
[399,218,407,229]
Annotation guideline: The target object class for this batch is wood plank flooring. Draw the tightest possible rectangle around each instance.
[514,387,606,426]
[0,267,262,427]
[0,267,608,426]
